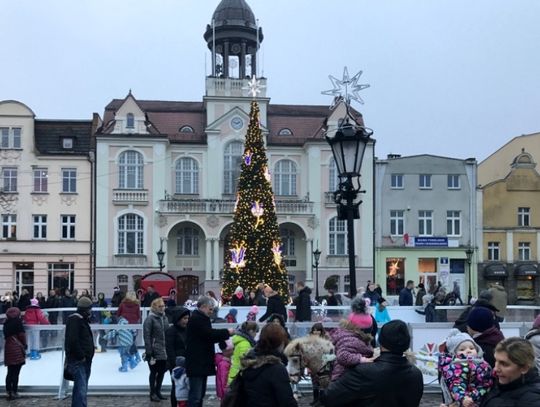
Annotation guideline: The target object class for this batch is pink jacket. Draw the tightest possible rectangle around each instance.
[23,306,50,325]
[215,353,231,399]
[330,320,373,380]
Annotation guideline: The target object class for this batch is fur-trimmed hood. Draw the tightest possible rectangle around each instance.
[241,352,283,370]
[333,319,372,343]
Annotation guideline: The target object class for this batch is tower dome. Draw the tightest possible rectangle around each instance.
[204,0,263,79]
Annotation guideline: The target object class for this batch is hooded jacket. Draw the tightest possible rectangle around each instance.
[23,305,50,325]
[294,286,312,322]
[117,298,141,324]
[3,307,27,366]
[165,307,190,369]
[330,319,374,380]
[228,330,256,384]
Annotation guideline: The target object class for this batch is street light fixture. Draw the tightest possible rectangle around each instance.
[326,116,373,299]
[312,248,322,300]
[157,238,165,272]
[465,246,474,304]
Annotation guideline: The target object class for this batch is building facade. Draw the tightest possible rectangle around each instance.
[374,154,480,302]
[0,100,95,297]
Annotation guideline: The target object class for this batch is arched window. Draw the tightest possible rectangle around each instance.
[179,125,194,133]
[175,157,199,194]
[329,216,347,255]
[274,159,297,196]
[177,226,199,256]
[118,150,144,189]
[118,214,144,254]
[329,159,340,192]
[224,141,243,194]
[280,228,295,256]
[278,128,293,136]
[126,113,135,129]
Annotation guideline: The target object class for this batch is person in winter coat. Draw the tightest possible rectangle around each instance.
[374,299,391,333]
[35,292,46,308]
[23,298,50,360]
[415,283,427,306]
[172,356,189,407]
[142,285,161,308]
[480,337,540,407]
[17,288,31,311]
[487,282,507,322]
[224,308,238,323]
[186,296,232,407]
[525,314,540,372]
[454,291,500,333]
[230,286,247,307]
[165,306,190,407]
[253,283,267,306]
[143,297,169,402]
[293,281,312,322]
[3,307,27,400]
[398,280,414,306]
[106,316,137,372]
[467,306,505,368]
[258,286,287,323]
[240,323,298,407]
[117,292,142,363]
[61,289,77,323]
[246,305,259,321]
[111,286,125,308]
[363,283,382,307]
[228,321,258,384]
[330,297,375,381]
[214,342,233,400]
[65,297,95,407]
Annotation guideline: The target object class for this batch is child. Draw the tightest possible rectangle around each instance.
[309,322,329,340]
[172,356,189,407]
[106,316,138,372]
[309,323,330,404]
[224,308,238,324]
[438,328,493,407]
[246,305,259,322]
[215,342,233,400]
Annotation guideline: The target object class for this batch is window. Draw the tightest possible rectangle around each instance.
[280,229,295,256]
[386,258,405,296]
[288,274,296,295]
[446,210,461,236]
[61,215,76,239]
[62,138,73,149]
[117,274,129,293]
[1,214,16,239]
[118,214,144,254]
[118,150,144,189]
[419,174,432,189]
[48,263,74,293]
[518,242,531,261]
[33,215,47,239]
[518,207,530,227]
[2,167,17,192]
[344,275,350,295]
[126,113,135,129]
[177,226,199,256]
[224,141,243,194]
[329,160,340,192]
[488,242,500,261]
[179,125,194,133]
[0,127,21,149]
[278,128,293,136]
[391,174,404,189]
[33,168,48,193]
[62,168,77,193]
[390,210,404,235]
[418,210,433,236]
[274,159,297,196]
[329,216,347,255]
[175,157,199,194]
[447,174,460,189]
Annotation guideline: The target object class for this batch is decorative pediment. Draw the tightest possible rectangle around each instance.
[206,106,268,135]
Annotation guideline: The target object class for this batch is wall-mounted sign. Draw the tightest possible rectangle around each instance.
[414,237,448,247]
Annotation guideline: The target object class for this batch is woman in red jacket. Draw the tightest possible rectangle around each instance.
[4,307,27,400]
[23,298,50,360]
[117,292,142,364]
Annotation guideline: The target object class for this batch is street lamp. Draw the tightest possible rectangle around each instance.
[465,246,474,304]
[326,117,373,299]
[312,248,322,300]
[157,238,165,272]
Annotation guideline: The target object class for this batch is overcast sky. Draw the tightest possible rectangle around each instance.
[2,0,540,162]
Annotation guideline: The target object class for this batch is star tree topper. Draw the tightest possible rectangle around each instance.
[243,75,266,97]
[322,67,370,108]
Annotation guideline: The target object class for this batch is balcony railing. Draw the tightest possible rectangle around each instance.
[112,189,149,205]
[158,198,314,215]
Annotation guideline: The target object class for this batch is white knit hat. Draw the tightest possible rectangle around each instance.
[445,328,482,356]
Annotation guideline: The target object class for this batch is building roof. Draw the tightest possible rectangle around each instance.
[34,119,93,155]
[212,0,257,28]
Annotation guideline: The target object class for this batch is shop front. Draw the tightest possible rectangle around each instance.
[514,263,539,305]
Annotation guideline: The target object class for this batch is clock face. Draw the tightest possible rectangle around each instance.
[231,116,244,130]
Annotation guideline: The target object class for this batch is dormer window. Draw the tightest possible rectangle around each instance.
[62,138,73,149]
[126,113,135,129]
[278,128,293,136]
[179,125,194,133]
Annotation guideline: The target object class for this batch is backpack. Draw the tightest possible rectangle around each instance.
[221,371,247,407]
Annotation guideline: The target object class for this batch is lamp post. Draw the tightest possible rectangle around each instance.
[465,246,474,304]
[157,238,165,272]
[312,248,322,300]
[326,117,373,299]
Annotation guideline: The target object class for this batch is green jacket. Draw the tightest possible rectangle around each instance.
[228,332,255,384]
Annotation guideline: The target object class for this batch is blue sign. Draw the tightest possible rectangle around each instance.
[414,237,448,247]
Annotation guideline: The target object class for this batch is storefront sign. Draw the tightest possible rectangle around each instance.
[414,237,448,247]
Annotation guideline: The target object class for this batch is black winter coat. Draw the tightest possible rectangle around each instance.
[294,287,312,322]
[65,312,95,363]
[185,309,229,377]
[453,301,500,332]
[231,294,247,307]
[474,326,505,368]
[258,294,287,322]
[165,307,190,370]
[241,351,298,407]
[320,352,424,407]
[480,370,540,407]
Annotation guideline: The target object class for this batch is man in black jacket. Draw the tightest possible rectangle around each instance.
[259,286,287,323]
[166,307,190,407]
[320,320,423,407]
[186,296,232,407]
[65,297,95,407]
[293,281,312,322]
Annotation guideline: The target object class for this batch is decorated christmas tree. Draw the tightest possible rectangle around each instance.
[221,100,289,303]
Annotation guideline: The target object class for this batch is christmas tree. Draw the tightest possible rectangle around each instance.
[221,100,289,303]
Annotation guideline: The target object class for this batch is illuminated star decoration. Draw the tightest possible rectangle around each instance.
[243,150,253,165]
[321,67,370,108]
[229,242,247,273]
[243,75,266,98]
[388,260,400,276]
[251,201,264,229]
[272,241,283,271]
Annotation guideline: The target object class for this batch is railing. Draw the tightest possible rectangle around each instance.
[112,189,148,204]
[158,198,314,215]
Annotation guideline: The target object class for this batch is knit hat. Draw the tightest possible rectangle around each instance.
[445,328,482,356]
[229,308,238,316]
[250,305,259,314]
[379,320,410,354]
[77,296,93,310]
[234,286,243,295]
[533,314,540,329]
[348,313,373,329]
[467,307,494,333]
[30,298,39,307]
